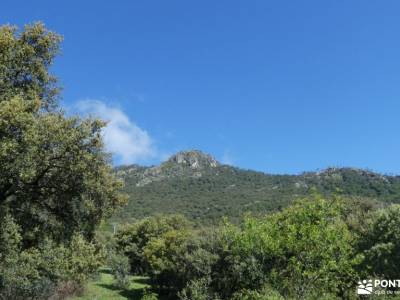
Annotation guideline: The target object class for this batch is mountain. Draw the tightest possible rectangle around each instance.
[112,150,400,224]
[128,150,220,187]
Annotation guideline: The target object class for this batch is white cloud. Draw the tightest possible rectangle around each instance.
[76,100,156,164]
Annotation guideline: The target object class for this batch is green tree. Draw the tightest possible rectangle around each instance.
[179,277,220,300]
[0,224,103,299]
[108,251,131,289]
[0,96,126,246]
[217,195,360,299]
[115,214,190,274]
[0,23,61,110]
[0,23,126,247]
[0,22,125,298]
[360,204,400,279]
[267,196,359,299]
[143,228,218,293]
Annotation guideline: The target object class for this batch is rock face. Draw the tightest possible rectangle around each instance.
[130,150,220,186]
[167,150,219,169]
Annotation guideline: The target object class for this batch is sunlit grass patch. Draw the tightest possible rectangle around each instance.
[72,269,150,300]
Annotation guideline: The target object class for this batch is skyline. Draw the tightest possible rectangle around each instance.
[2,1,400,174]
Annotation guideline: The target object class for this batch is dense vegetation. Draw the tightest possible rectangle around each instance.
[109,196,400,299]
[113,152,399,224]
[0,23,125,299]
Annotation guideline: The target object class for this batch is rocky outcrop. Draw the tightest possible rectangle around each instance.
[167,150,219,169]
[122,150,221,187]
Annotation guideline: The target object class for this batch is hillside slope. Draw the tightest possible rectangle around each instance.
[112,150,400,223]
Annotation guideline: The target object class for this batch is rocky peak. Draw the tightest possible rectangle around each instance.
[128,150,221,187]
[165,150,219,169]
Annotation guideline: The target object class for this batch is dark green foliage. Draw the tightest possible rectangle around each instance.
[115,163,303,224]
[0,214,103,299]
[359,204,400,279]
[179,277,220,300]
[142,289,159,300]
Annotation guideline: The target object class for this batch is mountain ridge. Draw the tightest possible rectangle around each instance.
[112,150,400,223]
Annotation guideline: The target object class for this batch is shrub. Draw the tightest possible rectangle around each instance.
[143,229,218,292]
[115,214,191,274]
[50,281,84,300]
[0,224,103,299]
[0,247,54,300]
[178,277,220,300]
[63,234,104,284]
[231,286,284,300]
[142,289,159,300]
[108,252,131,289]
[213,195,360,299]
[360,204,400,279]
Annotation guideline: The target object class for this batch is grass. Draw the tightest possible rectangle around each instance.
[72,269,152,300]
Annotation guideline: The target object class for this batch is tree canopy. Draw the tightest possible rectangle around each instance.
[0,23,126,298]
[0,22,61,110]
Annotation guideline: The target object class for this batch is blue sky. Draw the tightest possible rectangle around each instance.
[2,1,400,174]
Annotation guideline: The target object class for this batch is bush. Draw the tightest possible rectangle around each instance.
[0,215,50,299]
[108,252,131,289]
[0,219,103,299]
[179,277,220,300]
[143,228,218,292]
[50,281,84,300]
[360,204,400,279]
[0,247,54,300]
[64,234,104,284]
[215,195,360,299]
[231,286,284,300]
[115,214,191,275]
[142,289,159,300]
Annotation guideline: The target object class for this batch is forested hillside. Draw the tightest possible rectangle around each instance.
[112,150,400,223]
